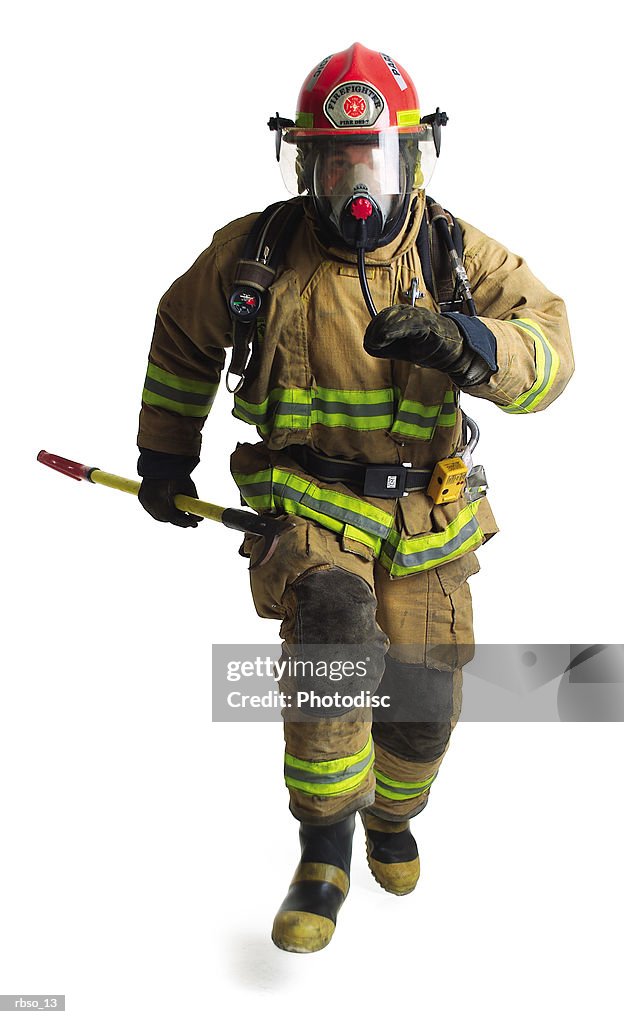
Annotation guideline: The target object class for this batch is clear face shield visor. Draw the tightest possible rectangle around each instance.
[275,126,438,201]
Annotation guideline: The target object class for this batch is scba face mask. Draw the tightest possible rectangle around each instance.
[305,132,427,251]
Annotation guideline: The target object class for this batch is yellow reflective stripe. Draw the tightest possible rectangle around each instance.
[285,735,372,775]
[234,387,311,414]
[286,762,372,796]
[374,768,437,791]
[396,108,421,126]
[343,523,377,548]
[311,410,392,430]
[272,469,393,536]
[391,389,455,439]
[145,361,217,395]
[141,389,214,417]
[314,385,392,404]
[297,480,392,530]
[375,785,430,801]
[276,499,382,557]
[232,463,384,552]
[239,494,274,512]
[232,470,272,486]
[437,389,459,427]
[142,361,218,417]
[234,386,454,435]
[499,319,560,414]
[284,737,374,796]
[235,386,396,432]
[372,770,436,802]
[234,388,312,430]
[379,500,483,576]
[231,468,275,512]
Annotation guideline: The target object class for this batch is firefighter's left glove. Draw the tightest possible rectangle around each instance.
[138,476,202,528]
[363,305,493,388]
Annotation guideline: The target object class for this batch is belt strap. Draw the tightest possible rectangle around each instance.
[285,446,432,498]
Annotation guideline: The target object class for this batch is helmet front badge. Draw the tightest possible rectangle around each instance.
[324,82,385,129]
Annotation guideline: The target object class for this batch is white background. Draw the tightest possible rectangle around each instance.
[2,1,623,1020]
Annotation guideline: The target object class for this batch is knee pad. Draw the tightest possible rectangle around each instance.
[283,568,388,717]
[290,567,381,644]
[373,720,452,763]
[372,657,454,761]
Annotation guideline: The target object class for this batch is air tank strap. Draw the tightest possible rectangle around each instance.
[226,198,305,392]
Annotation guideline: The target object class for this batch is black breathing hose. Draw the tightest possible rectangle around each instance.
[355,218,378,319]
[357,246,378,319]
[433,213,477,316]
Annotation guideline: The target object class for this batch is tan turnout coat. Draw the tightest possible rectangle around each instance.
[137,190,574,576]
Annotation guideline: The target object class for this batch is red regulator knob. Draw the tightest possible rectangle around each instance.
[350,196,373,220]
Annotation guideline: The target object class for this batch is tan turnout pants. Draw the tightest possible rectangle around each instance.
[244,513,478,825]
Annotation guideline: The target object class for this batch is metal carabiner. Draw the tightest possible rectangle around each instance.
[459,412,480,470]
[403,276,425,306]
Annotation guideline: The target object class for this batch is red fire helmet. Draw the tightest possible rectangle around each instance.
[293,42,424,137]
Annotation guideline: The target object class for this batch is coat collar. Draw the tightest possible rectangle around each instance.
[302,190,426,266]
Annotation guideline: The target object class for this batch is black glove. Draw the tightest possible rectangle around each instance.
[137,448,202,528]
[363,305,493,388]
[138,475,202,528]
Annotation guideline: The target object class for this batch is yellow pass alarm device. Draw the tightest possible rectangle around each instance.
[426,458,468,504]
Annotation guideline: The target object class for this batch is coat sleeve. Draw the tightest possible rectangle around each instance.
[454,218,574,413]
[136,216,256,459]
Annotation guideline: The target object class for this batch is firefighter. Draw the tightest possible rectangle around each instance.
[136,43,574,953]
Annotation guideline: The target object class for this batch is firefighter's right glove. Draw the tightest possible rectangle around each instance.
[138,476,202,528]
[363,305,496,388]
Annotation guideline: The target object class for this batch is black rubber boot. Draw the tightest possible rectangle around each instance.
[271,814,356,953]
[361,810,420,895]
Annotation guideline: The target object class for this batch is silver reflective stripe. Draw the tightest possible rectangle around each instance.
[238,481,272,499]
[274,481,391,539]
[437,395,458,424]
[285,744,374,787]
[143,376,214,408]
[509,321,552,410]
[313,397,394,416]
[374,773,437,797]
[392,389,456,437]
[234,399,310,425]
[392,408,439,430]
[500,319,559,413]
[383,514,481,570]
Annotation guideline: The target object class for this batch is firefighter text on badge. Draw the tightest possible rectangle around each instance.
[324,81,385,128]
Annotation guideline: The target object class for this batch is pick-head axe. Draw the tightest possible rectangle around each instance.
[37,450,294,568]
